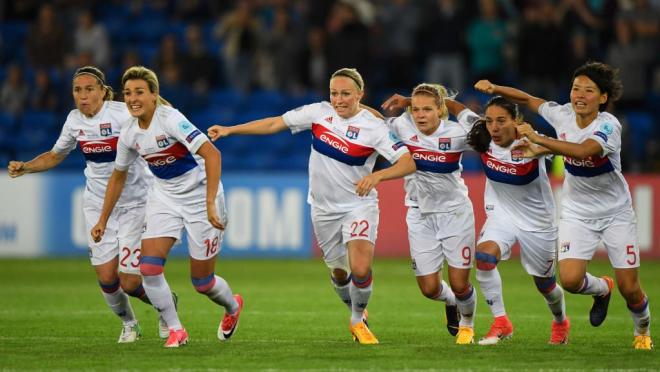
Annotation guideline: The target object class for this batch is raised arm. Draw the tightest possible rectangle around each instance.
[360,103,385,119]
[445,99,467,117]
[7,151,66,178]
[354,152,416,196]
[474,80,546,113]
[196,141,225,230]
[207,116,288,141]
[91,169,128,242]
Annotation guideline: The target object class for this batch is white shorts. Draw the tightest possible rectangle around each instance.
[558,209,639,269]
[478,213,557,277]
[407,204,475,276]
[84,198,145,275]
[311,204,379,272]
[143,189,228,260]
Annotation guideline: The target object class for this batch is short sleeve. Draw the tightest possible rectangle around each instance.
[589,120,621,156]
[51,113,77,155]
[282,102,324,134]
[114,133,138,171]
[538,101,566,131]
[456,108,481,132]
[372,125,409,164]
[163,110,209,154]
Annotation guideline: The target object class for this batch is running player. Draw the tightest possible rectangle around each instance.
[207,68,416,344]
[464,96,569,345]
[7,66,163,343]
[475,61,652,350]
[91,66,242,348]
[380,84,478,345]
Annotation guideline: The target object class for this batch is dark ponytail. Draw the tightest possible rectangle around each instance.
[467,118,491,153]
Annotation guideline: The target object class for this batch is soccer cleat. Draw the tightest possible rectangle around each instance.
[218,294,243,341]
[117,322,142,343]
[445,304,459,336]
[633,335,653,350]
[455,326,475,345]
[350,321,379,344]
[589,276,614,327]
[549,317,570,345]
[478,315,514,345]
[159,292,179,339]
[164,328,189,348]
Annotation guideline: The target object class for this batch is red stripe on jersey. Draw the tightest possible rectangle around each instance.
[311,123,374,157]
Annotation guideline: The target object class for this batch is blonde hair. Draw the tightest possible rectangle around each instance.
[121,66,172,106]
[330,67,364,91]
[73,65,114,101]
[410,83,449,120]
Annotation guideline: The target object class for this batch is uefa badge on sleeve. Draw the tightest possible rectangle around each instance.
[346,125,360,140]
[438,137,451,151]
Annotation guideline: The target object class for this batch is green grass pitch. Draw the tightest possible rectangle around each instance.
[1,258,657,370]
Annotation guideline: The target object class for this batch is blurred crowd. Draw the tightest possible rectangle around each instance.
[0,0,658,172]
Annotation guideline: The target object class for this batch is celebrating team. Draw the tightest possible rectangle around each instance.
[7,61,652,350]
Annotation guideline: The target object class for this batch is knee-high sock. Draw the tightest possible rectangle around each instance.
[476,252,505,317]
[578,273,610,296]
[140,256,181,330]
[430,280,456,306]
[349,271,372,325]
[535,276,566,322]
[99,279,136,325]
[193,274,238,313]
[331,275,352,310]
[628,295,651,336]
[455,284,477,328]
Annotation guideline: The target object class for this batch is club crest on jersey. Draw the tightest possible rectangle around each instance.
[438,137,451,151]
[99,123,112,136]
[156,135,170,148]
[559,133,566,140]
[346,125,360,140]
[409,135,419,142]
[325,116,333,123]
[511,149,523,162]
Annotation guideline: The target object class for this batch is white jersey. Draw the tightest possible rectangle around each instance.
[115,105,213,201]
[539,102,632,219]
[385,110,474,213]
[459,109,556,231]
[282,101,409,213]
[52,101,150,207]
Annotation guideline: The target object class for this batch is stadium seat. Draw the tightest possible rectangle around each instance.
[625,111,653,161]
[208,89,245,111]
[20,111,60,131]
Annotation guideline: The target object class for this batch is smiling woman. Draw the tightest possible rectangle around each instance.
[206,67,416,344]
[91,65,243,348]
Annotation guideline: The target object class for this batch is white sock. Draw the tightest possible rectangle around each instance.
[143,273,181,330]
[579,273,609,296]
[349,272,372,325]
[431,280,456,306]
[542,285,566,322]
[628,296,651,336]
[332,276,352,310]
[455,285,476,328]
[477,268,506,317]
[198,275,238,313]
[100,283,136,325]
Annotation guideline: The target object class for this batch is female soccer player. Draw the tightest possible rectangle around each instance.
[207,68,416,344]
[7,66,161,343]
[380,84,479,345]
[475,61,652,350]
[91,66,242,348]
[465,96,569,345]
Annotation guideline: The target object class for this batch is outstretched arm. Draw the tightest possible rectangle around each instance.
[7,151,66,178]
[91,169,128,243]
[354,153,416,196]
[474,80,546,113]
[207,116,288,141]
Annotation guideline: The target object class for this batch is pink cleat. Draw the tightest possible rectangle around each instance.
[164,328,189,348]
[218,294,243,341]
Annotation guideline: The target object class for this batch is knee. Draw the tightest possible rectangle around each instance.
[192,273,216,293]
[139,256,166,277]
[419,282,440,299]
[119,277,142,294]
[350,265,371,279]
[617,279,642,301]
[558,273,582,294]
[450,282,470,296]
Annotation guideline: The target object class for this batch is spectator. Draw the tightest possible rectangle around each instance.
[73,9,111,69]
[181,24,219,94]
[0,64,29,116]
[29,69,59,112]
[26,3,69,69]
[466,0,508,82]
